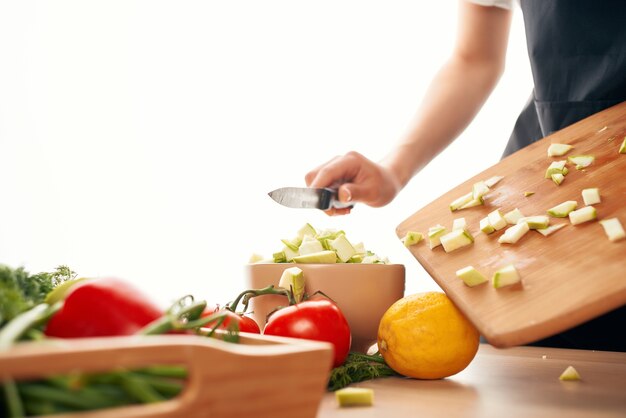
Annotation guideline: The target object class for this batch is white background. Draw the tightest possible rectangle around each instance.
[0,1,533,308]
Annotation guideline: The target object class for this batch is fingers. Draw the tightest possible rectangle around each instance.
[306,152,363,189]
[305,155,342,187]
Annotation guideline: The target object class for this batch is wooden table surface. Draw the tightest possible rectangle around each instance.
[318,344,626,418]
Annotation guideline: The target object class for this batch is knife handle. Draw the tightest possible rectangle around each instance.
[321,188,354,210]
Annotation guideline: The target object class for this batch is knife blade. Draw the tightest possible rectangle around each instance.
[268,187,353,210]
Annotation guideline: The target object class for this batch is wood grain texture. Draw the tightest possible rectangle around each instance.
[318,344,626,418]
[0,333,333,418]
[396,101,626,348]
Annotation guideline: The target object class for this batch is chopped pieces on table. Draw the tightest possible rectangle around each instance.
[504,208,525,225]
[449,175,504,211]
[545,160,568,179]
[524,191,535,197]
[402,231,423,247]
[472,180,490,201]
[547,143,573,157]
[440,229,474,253]
[620,137,626,154]
[568,155,594,170]
[484,175,504,188]
[335,387,374,407]
[536,223,567,237]
[428,225,447,249]
[480,217,496,235]
[498,221,530,244]
[452,217,467,231]
[599,218,626,242]
[581,188,601,205]
[551,173,565,186]
[487,209,507,231]
[547,201,578,218]
[517,215,550,230]
[559,365,581,381]
[449,192,474,211]
[456,266,488,287]
[569,206,597,225]
[492,264,521,289]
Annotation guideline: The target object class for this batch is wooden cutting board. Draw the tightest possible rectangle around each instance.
[396,101,626,348]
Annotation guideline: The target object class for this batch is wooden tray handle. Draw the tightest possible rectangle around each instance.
[0,334,333,418]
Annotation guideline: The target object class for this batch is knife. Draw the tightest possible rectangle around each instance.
[268,187,354,210]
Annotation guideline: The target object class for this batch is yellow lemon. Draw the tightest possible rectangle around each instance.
[377,291,479,379]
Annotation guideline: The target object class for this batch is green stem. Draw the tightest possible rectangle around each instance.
[125,372,184,398]
[135,365,188,379]
[227,285,294,313]
[0,302,62,350]
[2,379,25,418]
[119,374,164,403]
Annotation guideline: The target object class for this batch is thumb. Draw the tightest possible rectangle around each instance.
[338,183,366,204]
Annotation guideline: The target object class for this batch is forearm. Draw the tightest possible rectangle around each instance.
[381,2,512,189]
[382,56,503,187]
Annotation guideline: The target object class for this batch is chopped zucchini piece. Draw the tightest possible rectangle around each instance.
[456,266,488,287]
[581,188,601,205]
[335,387,374,407]
[569,206,597,225]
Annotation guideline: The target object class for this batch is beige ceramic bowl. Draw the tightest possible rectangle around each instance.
[245,263,405,353]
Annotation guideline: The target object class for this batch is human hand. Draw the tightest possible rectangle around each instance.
[305,151,401,216]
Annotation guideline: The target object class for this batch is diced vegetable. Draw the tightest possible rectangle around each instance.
[492,264,521,289]
[568,155,594,170]
[458,198,483,210]
[335,387,374,407]
[450,176,503,211]
[440,229,474,253]
[329,235,357,263]
[599,218,626,242]
[297,223,317,239]
[472,181,490,201]
[517,215,550,230]
[298,235,325,256]
[620,137,626,154]
[547,201,577,218]
[551,173,565,186]
[547,143,573,157]
[259,224,388,264]
[545,160,568,179]
[498,222,530,244]
[278,267,305,303]
[484,175,504,188]
[480,217,495,235]
[402,231,423,247]
[569,206,597,225]
[456,266,488,287]
[581,188,601,205]
[449,192,473,211]
[536,223,567,236]
[524,191,535,197]
[504,208,525,225]
[488,210,507,231]
[292,250,337,264]
[559,366,581,381]
[452,218,467,231]
[428,225,447,249]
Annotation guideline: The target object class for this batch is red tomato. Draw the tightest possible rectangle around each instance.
[263,299,351,367]
[201,307,261,334]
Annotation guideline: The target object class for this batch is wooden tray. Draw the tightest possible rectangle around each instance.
[396,101,626,348]
[0,332,333,418]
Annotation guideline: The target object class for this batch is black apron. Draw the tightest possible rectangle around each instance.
[502,0,626,351]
